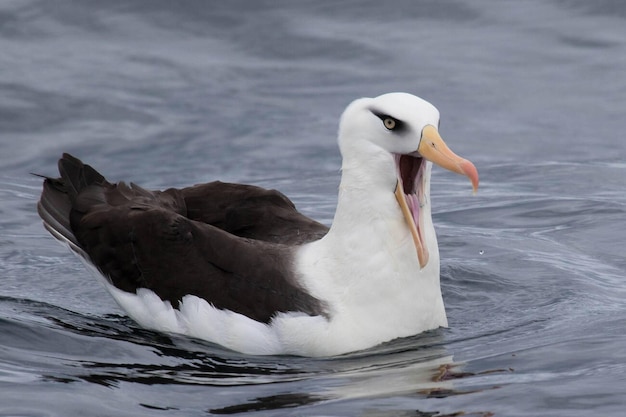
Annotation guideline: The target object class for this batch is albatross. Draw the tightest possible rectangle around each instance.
[37,92,478,357]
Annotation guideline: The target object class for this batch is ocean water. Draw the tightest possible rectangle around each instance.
[1,1,625,416]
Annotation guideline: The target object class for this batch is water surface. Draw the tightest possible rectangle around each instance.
[1,1,625,416]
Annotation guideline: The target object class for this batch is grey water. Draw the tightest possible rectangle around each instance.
[1,0,625,415]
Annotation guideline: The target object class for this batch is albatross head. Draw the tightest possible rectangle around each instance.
[337,92,479,269]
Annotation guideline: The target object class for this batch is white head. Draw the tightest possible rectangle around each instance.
[335,92,479,268]
[338,92,440,157]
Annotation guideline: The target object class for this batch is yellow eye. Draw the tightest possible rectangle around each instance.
[383,118,396,130]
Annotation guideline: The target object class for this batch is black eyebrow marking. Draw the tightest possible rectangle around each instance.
[370,109,408,133]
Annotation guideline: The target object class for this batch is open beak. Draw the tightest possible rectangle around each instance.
[395,124,479,269]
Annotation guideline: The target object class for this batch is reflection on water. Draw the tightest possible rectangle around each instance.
[1,296,507,416]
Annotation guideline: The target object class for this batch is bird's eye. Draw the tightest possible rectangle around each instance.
[383,118,396,130]
[371,110,405,132]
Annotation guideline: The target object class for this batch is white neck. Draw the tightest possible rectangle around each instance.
[330,141,399,236]
[299,139,441,292]
[327,141,437,266]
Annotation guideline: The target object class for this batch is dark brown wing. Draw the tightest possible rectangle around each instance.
[37,153,327,323]
[181,182,329,244]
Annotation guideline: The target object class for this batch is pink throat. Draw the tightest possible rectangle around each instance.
[394,154,428,266]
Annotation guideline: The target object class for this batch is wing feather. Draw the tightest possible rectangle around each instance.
[38,154,327,323]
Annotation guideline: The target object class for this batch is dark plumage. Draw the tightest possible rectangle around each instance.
[38,153,328,323]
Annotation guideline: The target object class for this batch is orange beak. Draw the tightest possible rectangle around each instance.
[418,125,479,193]
[395,125,479,269]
